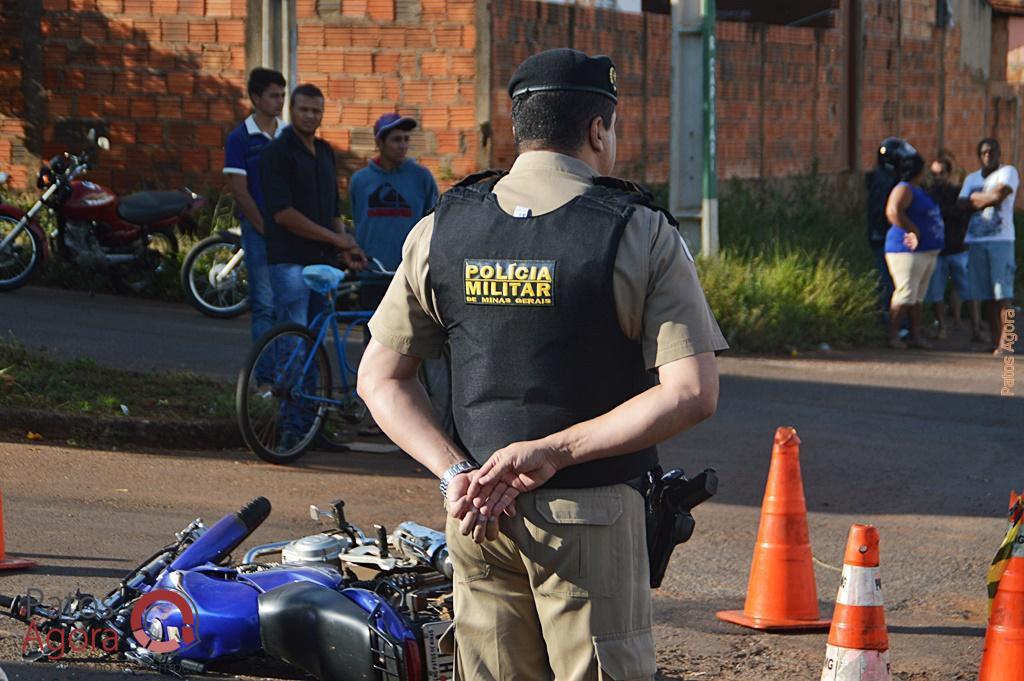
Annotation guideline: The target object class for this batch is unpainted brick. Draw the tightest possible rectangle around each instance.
[298,24,326,47]
[205,0,231,15]
[319,51,344,72]
[344,52,373,74]
[421,54,448,77]
[367,0,394,21]
[161,18,189,42]
[130,97,158,119]
[324,26,352,46]
[195,123,222,146]
[342,0,368,18]
[351,27,381,48]
[217,19,245,44]
[189,21,217,43]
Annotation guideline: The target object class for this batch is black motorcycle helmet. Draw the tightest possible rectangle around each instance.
[891,140,924,181]
[877,137,904,172]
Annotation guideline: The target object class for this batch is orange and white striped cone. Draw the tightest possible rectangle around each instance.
[820,524,891,681]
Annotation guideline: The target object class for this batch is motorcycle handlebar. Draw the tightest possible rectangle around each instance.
[0,594,13,609]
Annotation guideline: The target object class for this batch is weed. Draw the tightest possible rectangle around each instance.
[0,339,235,421]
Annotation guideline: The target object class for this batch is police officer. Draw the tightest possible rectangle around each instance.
[358,48,728,681]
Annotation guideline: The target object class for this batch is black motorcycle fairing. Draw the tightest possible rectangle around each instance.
[259,582,378,681]
[117,190,190,224]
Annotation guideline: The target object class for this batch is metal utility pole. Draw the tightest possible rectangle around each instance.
[669,0,718,256]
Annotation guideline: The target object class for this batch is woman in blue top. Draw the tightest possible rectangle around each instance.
[883,142,945,349]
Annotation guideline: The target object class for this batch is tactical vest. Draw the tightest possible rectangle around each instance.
[429,173,660,489]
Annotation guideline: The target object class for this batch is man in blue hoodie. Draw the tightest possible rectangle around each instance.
[351,113,439,276]
[351,113,447,432]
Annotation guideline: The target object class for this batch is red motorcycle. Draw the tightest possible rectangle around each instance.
[0,133,204,293]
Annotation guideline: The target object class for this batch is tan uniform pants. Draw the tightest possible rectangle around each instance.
[445,484,656,681]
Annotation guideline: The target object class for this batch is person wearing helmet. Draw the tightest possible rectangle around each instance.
[883,141,945,349]
[866,137,903,322]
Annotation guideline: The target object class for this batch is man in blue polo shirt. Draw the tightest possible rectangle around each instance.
[223,68,286,372]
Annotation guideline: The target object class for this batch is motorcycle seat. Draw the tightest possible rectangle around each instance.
[302,265,346,294]
[118,190,190,224]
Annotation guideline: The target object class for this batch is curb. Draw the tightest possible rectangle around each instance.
[0,408,242,450]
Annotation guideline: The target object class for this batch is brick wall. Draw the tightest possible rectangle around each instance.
[1,0,1021,200]
[487,0,1015,190]
[296,0,480,193]
[0,0,479,197]
[0,0,249,193]
[488,0,671,185]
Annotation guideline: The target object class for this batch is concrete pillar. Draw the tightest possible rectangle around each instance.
[669,0,718,256]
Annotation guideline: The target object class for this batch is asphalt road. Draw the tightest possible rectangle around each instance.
[0,316,1019,679]
[0,286,366,381]
[1,286,251,379]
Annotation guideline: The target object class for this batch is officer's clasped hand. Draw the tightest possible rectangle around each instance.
[447,468,519,543]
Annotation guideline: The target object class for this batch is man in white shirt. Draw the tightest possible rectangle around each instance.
[957,138,1019,355]
[223,68,286,379]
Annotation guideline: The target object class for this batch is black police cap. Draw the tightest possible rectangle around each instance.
[508,48,618,103]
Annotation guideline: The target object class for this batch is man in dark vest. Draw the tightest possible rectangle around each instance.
[358,48,727,680]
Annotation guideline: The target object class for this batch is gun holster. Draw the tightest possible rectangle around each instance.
[641,465,718,588]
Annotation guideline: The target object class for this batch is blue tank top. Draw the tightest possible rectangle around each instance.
[885,183,945,253]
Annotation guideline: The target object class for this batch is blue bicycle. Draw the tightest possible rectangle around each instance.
[235,262,394,464]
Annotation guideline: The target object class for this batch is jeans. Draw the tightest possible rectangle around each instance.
[269,263,326,328]
[269,263,327,440]
[240,220,275,382]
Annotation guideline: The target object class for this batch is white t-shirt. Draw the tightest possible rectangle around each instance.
[959,165,1019,242]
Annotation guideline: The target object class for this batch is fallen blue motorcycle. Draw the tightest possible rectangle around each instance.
[0,497,455,680]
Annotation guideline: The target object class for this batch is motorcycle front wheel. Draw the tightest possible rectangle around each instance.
[0,215,44,292]
[112,230,179,295]
[237,324,332,465]
[181,233,249,319]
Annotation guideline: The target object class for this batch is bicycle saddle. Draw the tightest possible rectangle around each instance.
[302,265,346,294]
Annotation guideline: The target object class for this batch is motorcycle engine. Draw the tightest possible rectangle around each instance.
[65,221,109,268]
[280,533,353,566]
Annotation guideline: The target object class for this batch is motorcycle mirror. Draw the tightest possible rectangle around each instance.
[97,136,110,151]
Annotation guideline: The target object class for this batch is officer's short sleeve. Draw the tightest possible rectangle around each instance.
[367,214,447,359]
[615,208,728,369]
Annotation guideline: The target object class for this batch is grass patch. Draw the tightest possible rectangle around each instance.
[653,172,881,353]
[697,249,878,353]
[0,339,235,421]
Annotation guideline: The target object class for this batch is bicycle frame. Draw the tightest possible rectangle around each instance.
[278,281,384,411]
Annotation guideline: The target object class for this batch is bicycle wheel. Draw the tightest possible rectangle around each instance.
[0,215,44,292]
[181,233,249,318]
[236,324,333,464]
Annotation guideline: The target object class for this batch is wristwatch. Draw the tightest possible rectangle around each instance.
[439,460,479,498]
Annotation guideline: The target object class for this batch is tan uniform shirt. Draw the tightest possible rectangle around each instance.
[368,151,728,368]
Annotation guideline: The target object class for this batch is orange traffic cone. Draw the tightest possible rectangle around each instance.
[979,500,1024,680]
[0,486,36,571]
[820,525,891,681]
[717,426,830,630]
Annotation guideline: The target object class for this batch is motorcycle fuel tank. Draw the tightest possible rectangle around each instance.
[62,180,116,219]
[63,180,141,243]
[145,565,343,663]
